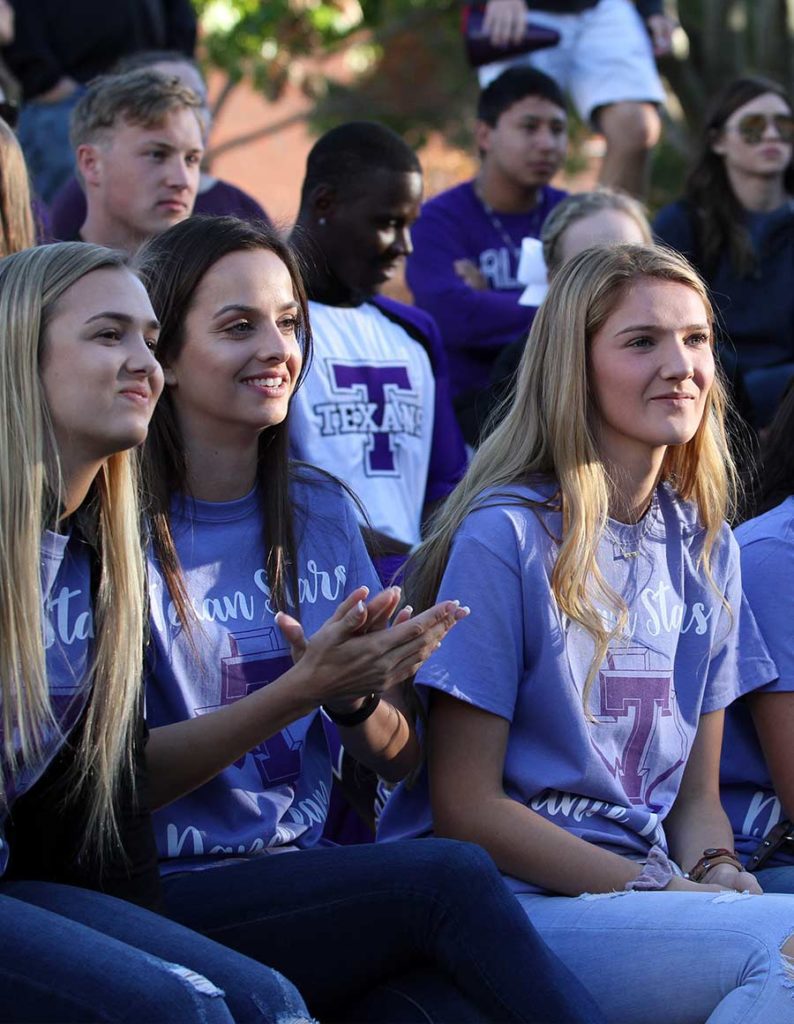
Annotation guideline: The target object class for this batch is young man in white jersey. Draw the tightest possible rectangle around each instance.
[290,121,466,584]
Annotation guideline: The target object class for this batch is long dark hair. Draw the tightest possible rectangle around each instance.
[684,76,794,277]
[755,379,794,515]
[136,215,313,627]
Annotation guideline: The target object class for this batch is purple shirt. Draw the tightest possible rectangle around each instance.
[405,180,566,397]
[378,482,775,893]
[145,471,381,871]
[1,529,93,875]
[49,175,271,241]
[721,498,794,867]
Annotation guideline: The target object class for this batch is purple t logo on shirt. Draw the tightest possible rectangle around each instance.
[592,648,683,811]
[312,361,422,476]
[200,627,302,787]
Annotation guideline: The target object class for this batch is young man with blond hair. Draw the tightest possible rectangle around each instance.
[70,68,204,253]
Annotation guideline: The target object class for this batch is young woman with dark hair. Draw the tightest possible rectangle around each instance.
[135,215,604,1024]
[655,76,794,428]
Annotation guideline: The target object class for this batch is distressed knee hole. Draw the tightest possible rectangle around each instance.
[578,890,636,901]
[163,962,225,998]
[709,891,755,904]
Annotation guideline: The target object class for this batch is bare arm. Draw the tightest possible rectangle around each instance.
[428,693,646,895]
[147,588,465,808]
[747,690,794,821]
[665,709,762,893]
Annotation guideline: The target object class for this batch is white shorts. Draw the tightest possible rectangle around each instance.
[478,0,666,125]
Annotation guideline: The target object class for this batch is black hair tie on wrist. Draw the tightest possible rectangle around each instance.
[323,693,381,726]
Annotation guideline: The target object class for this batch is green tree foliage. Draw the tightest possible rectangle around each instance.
[195,0,794,199]
[194,0,472,159]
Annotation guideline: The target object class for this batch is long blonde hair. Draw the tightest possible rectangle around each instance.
[0,242,146,852]
[409,244,736,707]
[0,116,35,257]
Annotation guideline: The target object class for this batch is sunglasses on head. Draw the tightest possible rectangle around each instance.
[730,112,794,145]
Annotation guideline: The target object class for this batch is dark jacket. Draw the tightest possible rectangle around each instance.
[3,0,196,100]
[654,198,794,426]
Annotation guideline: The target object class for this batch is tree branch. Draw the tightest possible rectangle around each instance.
[205,110,310,164]
[210,77,239,122]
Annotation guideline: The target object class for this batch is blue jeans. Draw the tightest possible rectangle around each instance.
[17,90,84,204]
[0,880,313,1023]
[518,889,794,1024]
[160,839,605,1023]
[755,865,794,894]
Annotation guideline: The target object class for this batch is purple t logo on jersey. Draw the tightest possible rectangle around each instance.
[312,360,422,476]
[591,648,685,810]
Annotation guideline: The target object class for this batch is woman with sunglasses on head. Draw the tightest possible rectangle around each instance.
[378,242,794,1023]
[720,381,794,893]
[0,241,315,1023]
[134,214,604,1024]
[655,76,794,429]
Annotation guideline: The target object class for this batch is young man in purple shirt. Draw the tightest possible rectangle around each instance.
[406,66,568,407]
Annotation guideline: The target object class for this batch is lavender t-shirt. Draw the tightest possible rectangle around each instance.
[146,471,381,871]
[378,482,775,893]
[721,497,794,867]
[0,529,93,875]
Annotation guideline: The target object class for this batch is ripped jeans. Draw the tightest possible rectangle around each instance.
[0,881,314,1023]
[517,889,794,1024]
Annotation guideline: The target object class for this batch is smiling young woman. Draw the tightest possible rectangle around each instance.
[132,215,604,1024]
[378,243,794,1023]
[0,241,315,1024]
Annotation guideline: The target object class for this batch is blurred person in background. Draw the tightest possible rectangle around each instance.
[478,0,675,197]
[462,186,652,444]
[655,76,794,430]
[2,0,196,202]
[50,51,272,240]
[0,114,37,254]
[68,68,203,253]
[406,66,567,425]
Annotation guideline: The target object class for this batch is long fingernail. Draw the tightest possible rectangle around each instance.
[459,605,471,616]
[403,605,413,616]
[356,600,365,615]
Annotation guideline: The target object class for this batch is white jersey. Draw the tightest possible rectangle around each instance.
[290,301,436,546]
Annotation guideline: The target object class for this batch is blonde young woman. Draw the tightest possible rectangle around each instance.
[379,244,794,1023]
[0,241,314,1023]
